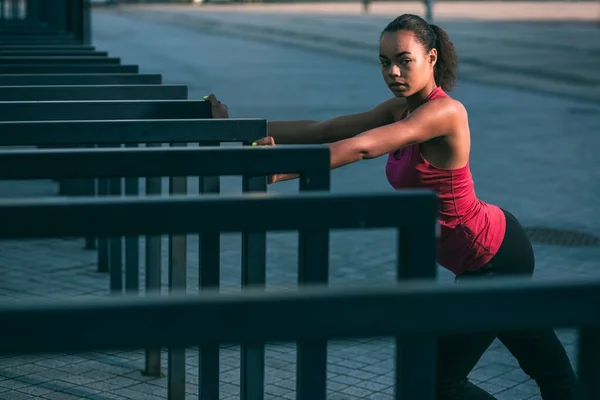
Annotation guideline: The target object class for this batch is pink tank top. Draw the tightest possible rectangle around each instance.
[385,87,506,275]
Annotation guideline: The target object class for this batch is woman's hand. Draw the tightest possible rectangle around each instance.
[252,136,299,184]
[203,94,229,119]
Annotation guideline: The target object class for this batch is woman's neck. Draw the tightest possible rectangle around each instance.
[406,81,439,113]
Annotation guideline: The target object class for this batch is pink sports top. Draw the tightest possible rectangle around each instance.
[385,86,506,275]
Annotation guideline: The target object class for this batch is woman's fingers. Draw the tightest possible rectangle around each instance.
[253,136,275,146]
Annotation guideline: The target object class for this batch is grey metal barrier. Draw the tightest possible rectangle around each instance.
[0,190,440,400]
[0,55,121,64]
[0,0,26,20]
[0,36,79,45]
[0,99,211,121]
[0,100,211,201]
[0,84,190,203]
[0,100,211,207]
[0,0,89,44]
[0,44,95,50]
[0,276,597,400]
[0,64,139,73]
[0,29,71,37]
[0,84,188,101]
[0,73,162,85]
[0,142,335,399]
[0,49,107,56]
[0,24,56,33]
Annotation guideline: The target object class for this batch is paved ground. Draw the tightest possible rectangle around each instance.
[114,1,600,104]
[1,3,599,400]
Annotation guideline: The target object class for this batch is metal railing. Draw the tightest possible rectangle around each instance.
[0,0,90,43]
[0,278,597,399]
[0,190,440,400]
[0,191,598,399]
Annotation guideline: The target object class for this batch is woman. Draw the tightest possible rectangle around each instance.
[205,13,582,400]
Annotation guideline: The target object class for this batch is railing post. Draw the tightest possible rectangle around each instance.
[109,168,124,293]
[125,143,140,293]
[395,203,438,400]
[81,0,91,44]
[167,143,188,400]
[96,144,111,274]
[240,151,267,400]
[10,0,19,19]
[578,327,600,399]
[424,0,434,22]
[198,141,221,400]
[143,143,164,378]
[296,165,331,400]
[26,0,40,22]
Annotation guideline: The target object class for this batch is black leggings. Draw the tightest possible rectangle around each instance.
[436,209,583,400]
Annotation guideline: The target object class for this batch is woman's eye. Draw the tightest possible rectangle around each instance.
[400,59,412,65]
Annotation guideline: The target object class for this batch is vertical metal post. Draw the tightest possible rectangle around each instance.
[81,0,91,44]
[125,143,140,293]
[10,0,18,19]
[26,0,40,22]
[82,144,97,251]
[395,217,438,400]
[45,0,66,34]
[167,143,188,400]
[578,328,600,400]
[197,143,221,400]
[361,0,370,13]
[143,142,163,378]
[240,168,267,400]
[96,144,110,273]
[108,171,123,294]
[425,0,434,22]
[296,168,330,400]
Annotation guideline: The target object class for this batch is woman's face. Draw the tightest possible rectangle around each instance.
[379,30,437,98]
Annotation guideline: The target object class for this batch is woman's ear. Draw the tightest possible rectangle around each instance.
[429,48,438,67]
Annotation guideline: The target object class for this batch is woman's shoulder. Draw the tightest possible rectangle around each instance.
[422,97,468,123]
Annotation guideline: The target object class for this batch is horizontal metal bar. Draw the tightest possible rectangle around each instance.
[0,45,94,50]
[0,22,50,28]
[0,23,51,29]
[0,38,78,43]
[0,119,263,145]
[0,27,69,34]
[0,64,138,74]
[0,41,80,45]
[0,28,57,34]
[0,32,73,37]
[0,50,107,56]
[0,56,120,64]
[0,145,325,179]
[0,73,162,86]
[0,31,66,37]
[0,84,188,101]
[0,277,598,354]
[0,100,210,121]
[0,191,438,238]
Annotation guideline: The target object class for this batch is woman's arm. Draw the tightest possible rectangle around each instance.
[271,98,465,183]
[328,98,465,168]
[268,98,403,144]
[204,93,405,144]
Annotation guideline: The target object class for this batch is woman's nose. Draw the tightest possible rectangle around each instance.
[388,65,401,78]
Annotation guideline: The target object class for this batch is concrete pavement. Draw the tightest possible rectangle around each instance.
[0,4,599,399]
[110,1,600,104]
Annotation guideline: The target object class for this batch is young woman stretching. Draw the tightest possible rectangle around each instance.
[205,13,583,400]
